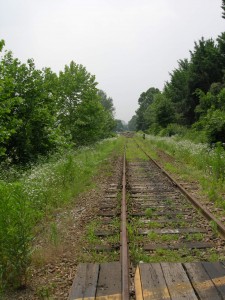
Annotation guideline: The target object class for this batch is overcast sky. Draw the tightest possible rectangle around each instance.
[0,0,224,122]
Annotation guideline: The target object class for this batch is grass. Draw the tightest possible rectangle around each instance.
[130,245,225,264]
[145,208,155,218]
[0,136,124,290]
[125,139,149,161]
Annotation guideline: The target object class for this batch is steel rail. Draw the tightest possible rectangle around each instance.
[120,146,129,300]
[135,140,225,239]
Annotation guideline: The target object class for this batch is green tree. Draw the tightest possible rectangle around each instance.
[136,87,160,130]
[71,91,109,143]
[144,93,175,129]
[194,86,225,143]
[164,59,190,125]
[128,115,137,131]
[114,119,127,132]
[58,62,115,144]
[0,47,60,163]
[98,90,115,115]
[7,59,59,162]
[217,32,225,74]
[222,0,225,18]
[58,61,98,143]
[97,90,116,136]
[0,47,23,159]
[187,37,224,123]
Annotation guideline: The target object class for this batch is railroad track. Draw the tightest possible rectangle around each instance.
[68,137,225,299]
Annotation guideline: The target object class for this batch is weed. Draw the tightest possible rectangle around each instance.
[36,285,53,300]
[160,234,179,242]
[185,233,204,242]
[210,220,219,236]
[147,221,161,229]
[145,208,154,218]
[165,198,173,205]
[50,222,59,246]
[86,220,101,244]
[209,251,220,262]
[147,231,158,241]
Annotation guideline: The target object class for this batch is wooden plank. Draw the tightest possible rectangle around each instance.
[105,194,117,198]
[130,211,185,217]
[184,262,221,299]
[94,230,116,236]
[138,228,207,235]
[68,263,99,300]
[91,244,120,251]
[161,263,198,299]
[202,262,225,298]
[134,266,143,300]
[143,242,212,251]
[100,205,117,209]
[98,211,119,217]
[139,263,171,300]
[96,261,122,300]
[140,218,189,224]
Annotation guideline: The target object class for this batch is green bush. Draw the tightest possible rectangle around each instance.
[0,182,34,288]
[159,124,187,137]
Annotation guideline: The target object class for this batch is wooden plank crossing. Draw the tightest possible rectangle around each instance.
[69,261,225,299]
[135,262,225,300]
[68,262,121,300]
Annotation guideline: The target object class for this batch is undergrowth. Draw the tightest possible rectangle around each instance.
[0,136,124,290]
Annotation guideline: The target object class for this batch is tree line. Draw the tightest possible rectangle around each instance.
[132,2,225,143]
[0,41,116,164]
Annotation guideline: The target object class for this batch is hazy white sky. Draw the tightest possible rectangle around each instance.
[0,0,224,122]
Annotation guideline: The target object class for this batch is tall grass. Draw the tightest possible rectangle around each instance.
[0,137,123,290]
[140,134,225,180]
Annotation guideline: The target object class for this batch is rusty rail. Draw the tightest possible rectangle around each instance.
[120,146,129,299]
[135,140,225,239]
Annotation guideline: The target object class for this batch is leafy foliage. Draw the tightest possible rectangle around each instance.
[222,0,225,18]
[136,87,160,130]
[0,43,115,164]
[114,119,128,132]
[128,115,137,131]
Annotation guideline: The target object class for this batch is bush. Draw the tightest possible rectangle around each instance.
[205,110,225,143]
[0,182,34,288]
[159,124,187,137]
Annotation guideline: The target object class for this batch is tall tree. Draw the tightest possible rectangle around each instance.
[6,58,59,162]
[128,115,137,131]
[0,47,23,158]
[97,90,116,136]
[187,37,223,124]
[58,61,98,143]
[58,62,114,144]
[222,0,225,18]
[164,59,190,125]
[98,90,115,115]
[144,93,175,129]
[136,87,160,130]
